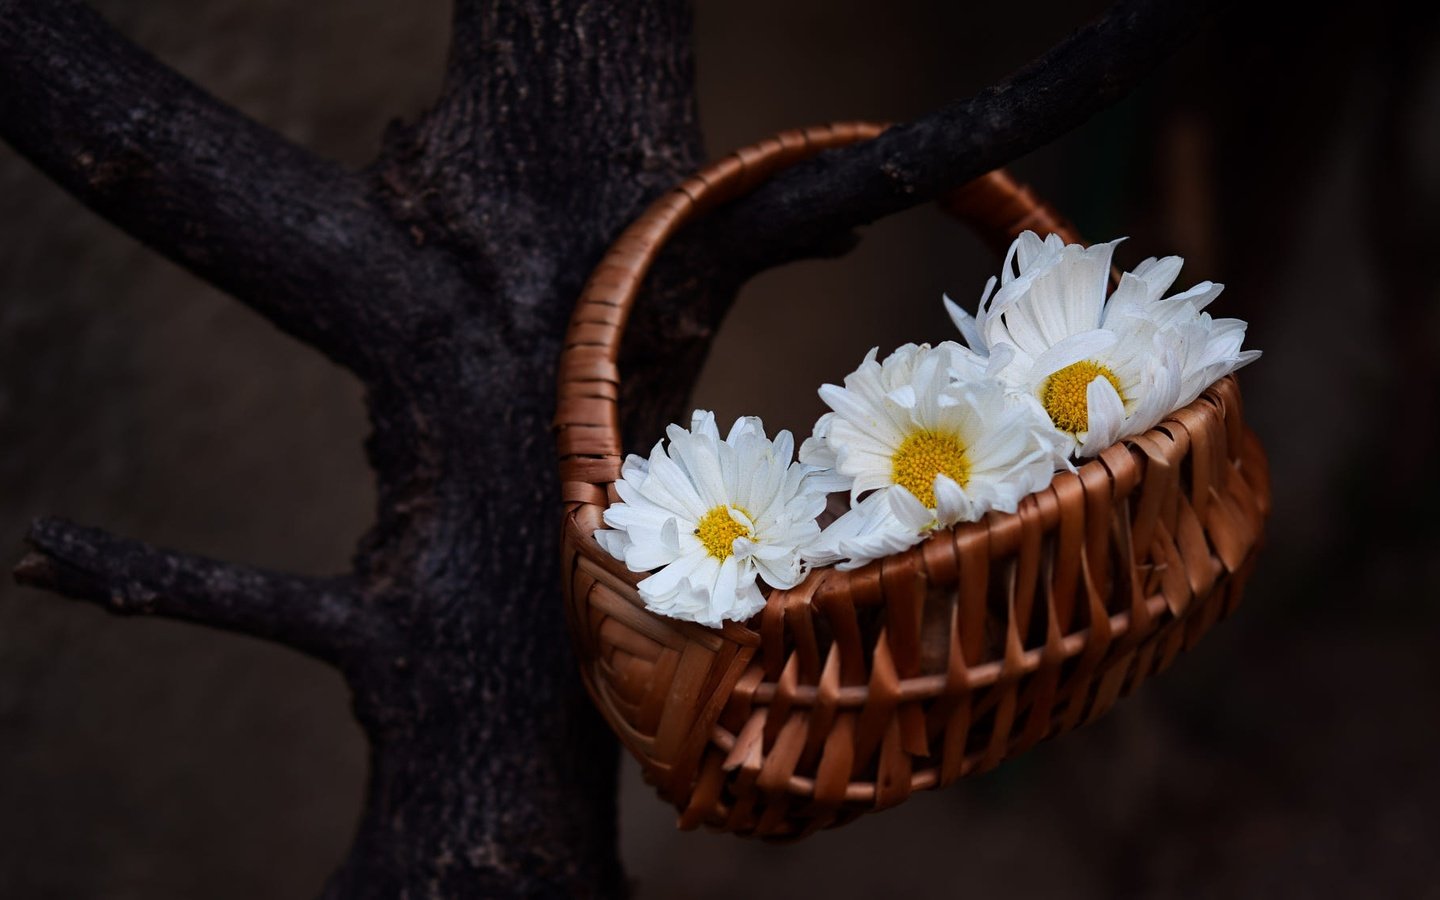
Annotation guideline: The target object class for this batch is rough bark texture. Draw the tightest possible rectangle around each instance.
[0,0,1206,894]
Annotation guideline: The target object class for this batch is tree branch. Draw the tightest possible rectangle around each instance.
[14,518,370,666]
[0,0,463,375]
[701,0,1222,272]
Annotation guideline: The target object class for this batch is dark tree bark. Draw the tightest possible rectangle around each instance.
[0,0,1213,894]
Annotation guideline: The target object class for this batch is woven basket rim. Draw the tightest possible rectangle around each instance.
[563,377,1239,629]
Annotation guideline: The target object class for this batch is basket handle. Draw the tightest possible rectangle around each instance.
[554,121,1080,510]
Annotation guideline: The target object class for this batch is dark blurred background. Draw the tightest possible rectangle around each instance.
[3,1,1438,897]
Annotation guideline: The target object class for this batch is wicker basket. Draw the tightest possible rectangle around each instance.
[554,122,1270,839]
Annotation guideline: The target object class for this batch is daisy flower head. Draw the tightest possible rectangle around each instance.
[799,342,1065,570]
[595,411,827,627]
[944,231,1259,458]
[796,341,995,479]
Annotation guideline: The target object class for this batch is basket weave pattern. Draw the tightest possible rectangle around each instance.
[555,123,1271,838]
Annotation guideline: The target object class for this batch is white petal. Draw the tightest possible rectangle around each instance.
[933,474,978,525]
[1131,255,1183,301]
[1079,376,1125,455]
[594,529,629,561]
[803,491,921,570]
[725,414,765,443]
[693,409,722,439]
[886,486,936,530]
[887,384,918,409]
[638,550,708,601]
[711,556,741,615]
[1012,230,1050,273]
[755,551,804,590]
[1028,329,1119,381]
[944,292,988,353]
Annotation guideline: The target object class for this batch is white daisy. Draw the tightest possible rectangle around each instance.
[595,411,826,627]
[800,343,1064,570]
[945,231,1258,458]
[799,340,969,476]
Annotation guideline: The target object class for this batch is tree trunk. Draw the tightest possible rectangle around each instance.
[326,6,706,892]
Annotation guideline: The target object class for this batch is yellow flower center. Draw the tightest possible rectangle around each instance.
[1041,360,1124,434]
[891,430,970,508]
[694,505,751,560]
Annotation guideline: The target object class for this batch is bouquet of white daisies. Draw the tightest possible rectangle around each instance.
[595,231,1260,627]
